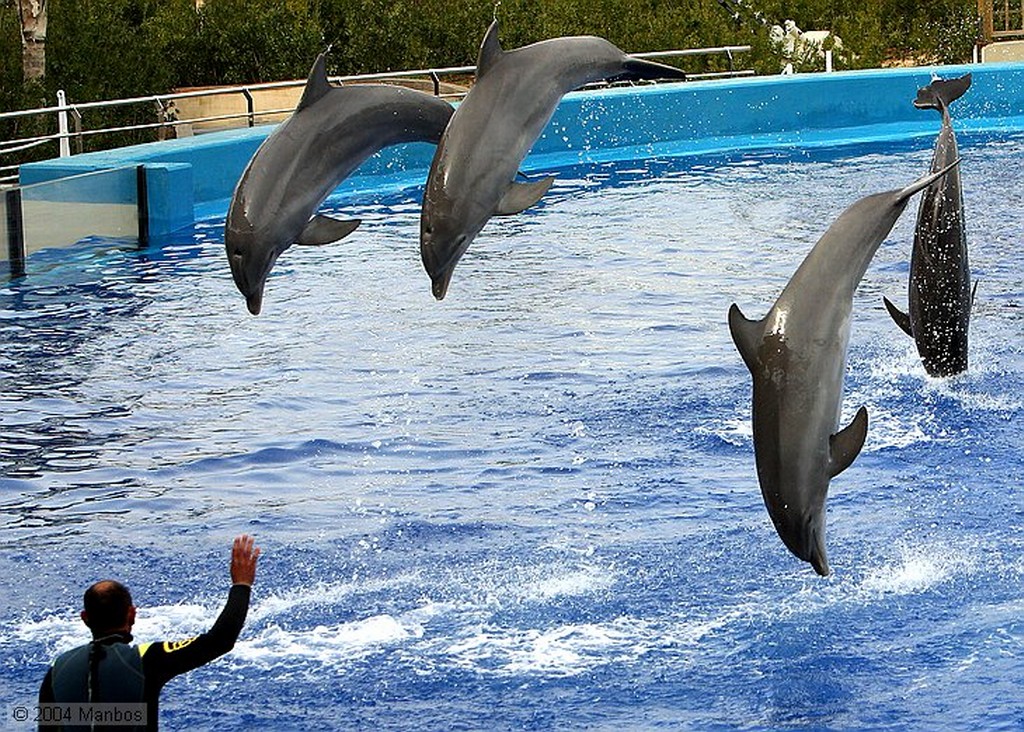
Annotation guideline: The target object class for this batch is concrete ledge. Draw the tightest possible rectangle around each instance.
[19,61,1024,238]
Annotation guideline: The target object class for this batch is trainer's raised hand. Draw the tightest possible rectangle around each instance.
[230,534,260,587]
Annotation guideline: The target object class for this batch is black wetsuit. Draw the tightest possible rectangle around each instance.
[38,584,251,731]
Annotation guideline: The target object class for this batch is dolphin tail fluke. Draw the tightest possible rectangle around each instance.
[896,158,961,203]
[296,215,361,246]
[728,303,763,374]
[828,406,868,478]
[914,73,972,112]
[883,296,914,337]
[495,176,555,215]
[616,58,687,83]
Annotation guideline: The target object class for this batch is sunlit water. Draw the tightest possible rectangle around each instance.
[2,132,1023,730]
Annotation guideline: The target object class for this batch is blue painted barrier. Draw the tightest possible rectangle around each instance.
[18,62,1024,240]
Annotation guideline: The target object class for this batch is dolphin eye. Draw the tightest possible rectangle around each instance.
[231,250,243,262]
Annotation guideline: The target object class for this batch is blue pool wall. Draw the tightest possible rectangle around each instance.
[19,62,1024,238]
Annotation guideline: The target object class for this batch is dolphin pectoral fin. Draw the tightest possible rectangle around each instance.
[495,176,555,216]
[727,303,763,374]
[829,406,868,478]
[296,215,361,246]
[883,297,914,337]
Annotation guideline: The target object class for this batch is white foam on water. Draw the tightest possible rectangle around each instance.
[858,403,934,451]
[434,599,776,679]
[857,540,977,596]
[232,613,422,667]
[246,571,424,624]
[511,563,617,602]
[696,416,752,447]
[441,617,648,677]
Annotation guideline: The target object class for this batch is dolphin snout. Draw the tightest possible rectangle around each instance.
[423,234,468,300]
[431,273,451,301]
[246,291,264,316]
[807,521,830,576]
[809,544,830,577]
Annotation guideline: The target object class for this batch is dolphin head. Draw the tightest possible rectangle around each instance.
[761,476,831,576]
[224,203,283,316]
[419,185,483,300]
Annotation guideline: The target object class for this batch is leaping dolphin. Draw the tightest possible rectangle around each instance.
[419,20,687,299]
[884,73,974,376]
[729,161,958,576]
[225,52,455,315]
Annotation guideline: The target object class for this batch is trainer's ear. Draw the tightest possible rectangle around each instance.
[127,606,137,628]
[80,610,90,628]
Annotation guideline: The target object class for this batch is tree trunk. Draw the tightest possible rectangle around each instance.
[18,0,47,82]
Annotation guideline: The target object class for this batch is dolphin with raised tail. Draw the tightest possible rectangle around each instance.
[226,51,454,315]
[884,73,974,376]
[729,161,959,576]
[420,20,687,299]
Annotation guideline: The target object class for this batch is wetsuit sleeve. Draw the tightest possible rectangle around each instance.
[140,584,251,690]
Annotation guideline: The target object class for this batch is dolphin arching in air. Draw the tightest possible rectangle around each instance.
[883,73,974,376]
[419,20,687,299]
[729,161,959,576]
[225,51,454,315]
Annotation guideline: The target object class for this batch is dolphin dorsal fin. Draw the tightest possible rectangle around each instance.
[828,406,868,478]
[882,297,913,338]
[495,176,555,216]
[297,52,334,112]
[728,303,764,374]
[476,20,504,78]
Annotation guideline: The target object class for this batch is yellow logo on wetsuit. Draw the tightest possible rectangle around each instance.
[162,638,198,653]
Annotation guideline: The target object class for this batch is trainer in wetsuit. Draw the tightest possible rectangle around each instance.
[38,534,260,731]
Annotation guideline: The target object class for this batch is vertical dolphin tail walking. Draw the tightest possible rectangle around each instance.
[914,73,972,112]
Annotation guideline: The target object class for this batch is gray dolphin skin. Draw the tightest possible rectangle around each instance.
[419,20,687,299]
[225,52,454,315]
[883,73,973,376]
[729,161,959,576]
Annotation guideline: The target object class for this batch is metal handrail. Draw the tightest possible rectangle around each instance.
[0,44,751,186]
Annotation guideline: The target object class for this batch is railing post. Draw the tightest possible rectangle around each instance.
[57,90,71,158]
[242,89,255,127]
[71,108,83,154]
[430,70,441,96]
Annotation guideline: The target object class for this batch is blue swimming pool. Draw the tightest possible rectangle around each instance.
[2,121,1023,729]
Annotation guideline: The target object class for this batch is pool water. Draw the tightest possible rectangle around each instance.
[2,132,1023,730]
